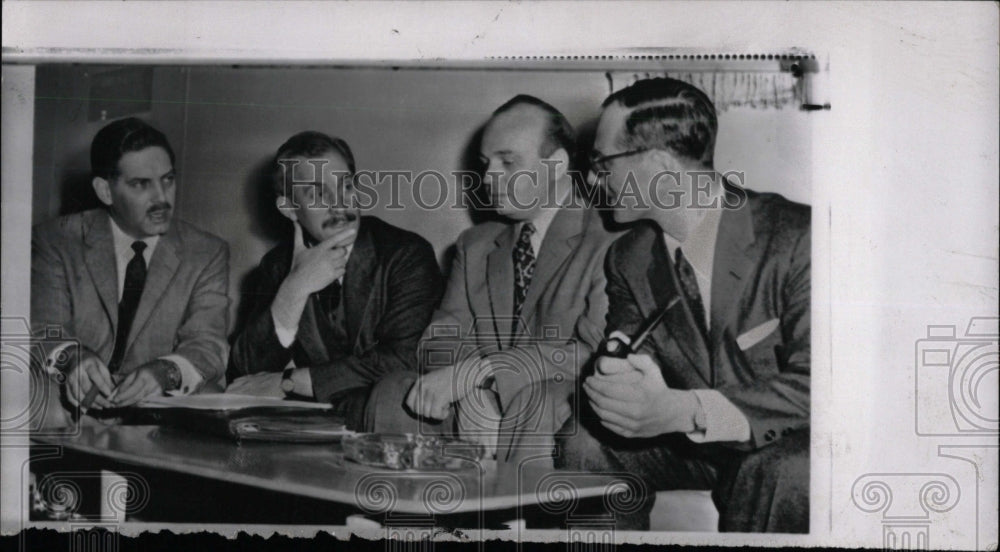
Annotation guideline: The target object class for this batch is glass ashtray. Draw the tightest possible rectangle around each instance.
[342,433,485,471]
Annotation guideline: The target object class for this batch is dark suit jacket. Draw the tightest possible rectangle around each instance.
[228,216,444,403]
[605,190,810,450]
[423,202,622,407]
[31,209,230,387]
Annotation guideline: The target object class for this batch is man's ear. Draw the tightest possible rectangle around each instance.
[275,196,298,222]
[92,177,113,207]
[648,149,680,172]
[547,148,570,181]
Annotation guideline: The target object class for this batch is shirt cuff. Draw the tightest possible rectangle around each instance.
[686,389,751,444]
[44,342,76,377]
[160,354,202,396]
[271,307,299,349]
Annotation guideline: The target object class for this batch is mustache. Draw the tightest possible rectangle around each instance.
[147,202,172,215]
[322,212,359,228]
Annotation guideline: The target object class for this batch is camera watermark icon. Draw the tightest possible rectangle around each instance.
[1,316,83,436]
[915,317,998,436]
[419,321,579,440]
[852,473,961,551]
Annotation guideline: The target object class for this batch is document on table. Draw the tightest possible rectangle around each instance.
[138,393,332,411]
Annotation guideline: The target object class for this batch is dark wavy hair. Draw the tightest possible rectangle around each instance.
[90,117,175,180]
[602,78,717,167]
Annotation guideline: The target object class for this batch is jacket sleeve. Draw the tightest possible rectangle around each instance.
[30,226,80,364]
[309,239,444,403]
[171,241,231,389]
[227,250,295,381]
[603,242,653,355]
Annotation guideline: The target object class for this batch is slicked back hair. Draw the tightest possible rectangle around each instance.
[91,117,176,181]
[602,78,717,167]
[272,131,356,197]
[492,94,577,167]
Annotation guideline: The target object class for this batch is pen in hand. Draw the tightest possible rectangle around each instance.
[78,373,123,417]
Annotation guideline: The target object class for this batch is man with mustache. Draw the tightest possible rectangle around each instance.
[32,117,230,426]
[227,131,443,431]
[367,96,621,463]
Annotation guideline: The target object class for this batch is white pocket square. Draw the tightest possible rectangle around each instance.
[736,318,780,350]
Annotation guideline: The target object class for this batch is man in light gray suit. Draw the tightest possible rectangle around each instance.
[31,117,229,427]
[368,95,621,463]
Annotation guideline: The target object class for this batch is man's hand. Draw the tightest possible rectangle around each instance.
[455,388,502,457]
[226,372,285,398]
[286,223,355,295]
[406,365,458,420]
[583,353,700,438]
[110,359,177,407]
[405,357,490,420]
[272,223,356,331]
[64,347,115,410]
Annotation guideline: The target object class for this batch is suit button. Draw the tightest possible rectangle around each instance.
[782,427,792,436]
[764,429,776,442]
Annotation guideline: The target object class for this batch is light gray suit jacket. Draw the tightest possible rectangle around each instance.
[31,209,230,388]
[422,201,621,407]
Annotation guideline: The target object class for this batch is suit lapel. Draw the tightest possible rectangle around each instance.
[125,223,181,354]
[644,233,712,384]
[82,211,120,326]
[517,208,582,332]
[343,218,378,350]
[709,204,756,348]
[486,225,516,345]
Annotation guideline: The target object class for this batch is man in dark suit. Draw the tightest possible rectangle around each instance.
[556,78,810,532]
[368,96,621,463]
[32,117,230,427]
[228,131,444,431]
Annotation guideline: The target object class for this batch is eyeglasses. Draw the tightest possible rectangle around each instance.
[588,147,651,174]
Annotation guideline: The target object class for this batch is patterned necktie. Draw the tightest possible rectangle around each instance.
[109,241,147,374]
[512,222,536,320]
[674,247,708,339]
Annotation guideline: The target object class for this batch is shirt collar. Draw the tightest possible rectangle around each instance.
[519,183,573,250]
[662,206,722,280]
[108,214,160,262]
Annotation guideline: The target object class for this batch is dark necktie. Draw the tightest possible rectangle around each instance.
[317,280,342,322]
[674,247,708,339]
[512,222,536,320]
[108,241,147,374]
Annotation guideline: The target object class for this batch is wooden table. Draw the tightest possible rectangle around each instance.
[31,425,629,524]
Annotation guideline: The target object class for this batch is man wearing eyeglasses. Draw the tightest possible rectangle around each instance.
[367,96,621,463]
[556,78,811,533]
[227,131,444,431]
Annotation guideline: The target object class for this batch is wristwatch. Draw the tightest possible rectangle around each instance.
[162,360,182,392]
[281,367,297,396]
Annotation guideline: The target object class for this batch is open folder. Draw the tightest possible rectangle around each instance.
[127,394,351,443]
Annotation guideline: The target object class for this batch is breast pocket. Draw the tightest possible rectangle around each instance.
[737,318,785,376]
